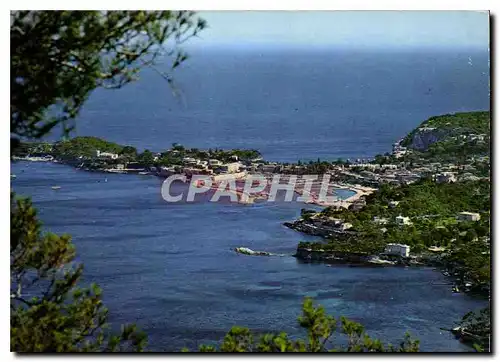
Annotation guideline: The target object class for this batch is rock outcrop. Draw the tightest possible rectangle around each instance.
[234,247,271,256]
[406,127,449,151]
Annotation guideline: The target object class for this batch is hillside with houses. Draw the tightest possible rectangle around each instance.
[289,111,490,298]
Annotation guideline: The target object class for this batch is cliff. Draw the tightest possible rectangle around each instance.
[400,111,490,152]
[404,127,450,151]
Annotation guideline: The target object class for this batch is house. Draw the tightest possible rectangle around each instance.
[395,215,411,226]
[459,173,481,182]
[457,212,481,222]
[467,134,486,142]
[339,222,353,231]
[428,246,447,253]
[96,150,119,160]
[219,162,240,173]
[260,164,277,173]
[388,201,400,208]
[350,198,366,211]
[435,172,456,184]
[182,167,202,176]
[384,243,410,257]
[373,216,388,225]
[209,159,223,166]
[158,166,177,177]
[183,157,199,166]
[394,150,407,159]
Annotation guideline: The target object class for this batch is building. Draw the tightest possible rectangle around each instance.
[182,167,203,176]
[394,150,407,159]
[260,164,277,173]
[457,212,481,222]
[339,222,353,231]
[388,201,400,208]
[428,246,447,253]
[373,216,388,225]
[158,166,177,177]
[219,162,240,173]
[96,150,119,159]
[435,172,457,184]
[395,215,411,226]
[209,159,223,166]
[384,243,410,257]
[183,157,199,166]
[350,198,366,211]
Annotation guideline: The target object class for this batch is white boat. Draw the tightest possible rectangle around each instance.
[51,186,61,190]
[11,174,16,179]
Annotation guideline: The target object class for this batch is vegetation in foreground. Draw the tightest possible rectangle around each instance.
[10,193,419,352]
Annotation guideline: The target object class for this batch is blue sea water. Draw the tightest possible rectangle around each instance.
[13,47,489,351]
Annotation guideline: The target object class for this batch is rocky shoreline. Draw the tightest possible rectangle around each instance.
[293,246,433,267]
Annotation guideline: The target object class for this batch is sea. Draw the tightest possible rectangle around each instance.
[11,46,490,352]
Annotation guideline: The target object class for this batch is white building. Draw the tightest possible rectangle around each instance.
[435,172,457,184]
[339,222,353,231]
[96,150,119,159]
[457,212,481,222]
[373,216,388,225]
[183,157,199,166]
[394,150,407,159]
[384,243,410,257]
[209,159,223,166]
[220,162,240,173]
[158,166,177,177]
[395,215,411,226]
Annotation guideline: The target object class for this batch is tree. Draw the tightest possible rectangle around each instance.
[11,11,206,146]
[11,194,147,351]
[11,10,205,352]
[137,149,155,166]
[184,298,420,352]
[171,143,185,152]
[120,145,138,157]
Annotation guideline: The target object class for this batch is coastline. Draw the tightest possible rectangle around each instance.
[12,156,368,206]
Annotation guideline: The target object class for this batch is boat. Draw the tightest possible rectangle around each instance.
[11,174,16,179]
[51,186,61,190]
[452,286,460,293]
